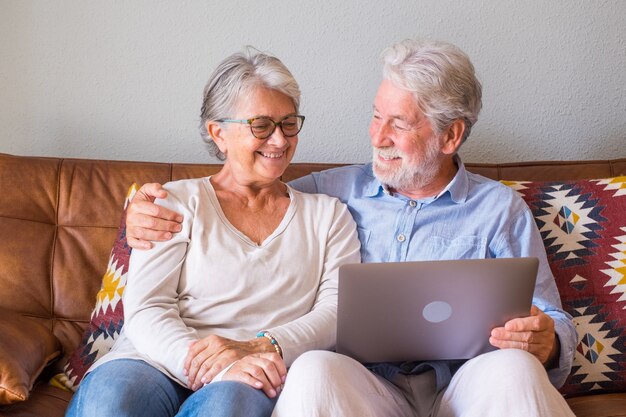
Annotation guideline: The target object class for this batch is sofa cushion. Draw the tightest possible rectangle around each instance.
[0,309,61,404]
[50,184,137,391]
[504,176,626,397]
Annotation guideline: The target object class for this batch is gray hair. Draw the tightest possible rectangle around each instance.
[199,48,301,160]
[381,39,482,142]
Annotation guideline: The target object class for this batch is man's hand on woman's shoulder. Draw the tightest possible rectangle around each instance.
[126,182,183,249]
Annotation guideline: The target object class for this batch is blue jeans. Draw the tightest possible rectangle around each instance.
[65,359,277,417]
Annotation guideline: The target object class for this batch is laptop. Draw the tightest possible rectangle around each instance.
[336,257,538,362]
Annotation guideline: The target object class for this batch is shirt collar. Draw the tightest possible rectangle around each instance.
[441,154,469,204]
[364,154,470,204]
[362,164,385,197]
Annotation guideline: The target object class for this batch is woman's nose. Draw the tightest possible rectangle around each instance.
[266,126,289,147]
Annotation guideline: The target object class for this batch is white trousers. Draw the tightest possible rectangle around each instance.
[272,349,575,417]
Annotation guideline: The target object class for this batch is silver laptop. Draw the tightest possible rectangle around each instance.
[336,257,538,362]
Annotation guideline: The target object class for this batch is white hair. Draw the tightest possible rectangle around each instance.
[199,47,301,159]
[381,39,482,142]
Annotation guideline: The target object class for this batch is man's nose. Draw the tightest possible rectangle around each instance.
[370,120,393,148]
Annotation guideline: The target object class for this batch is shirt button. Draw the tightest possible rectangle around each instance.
[397,234,406,242]
[409,200,417,207]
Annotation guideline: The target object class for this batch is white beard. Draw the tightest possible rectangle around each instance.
[372,138,442,192]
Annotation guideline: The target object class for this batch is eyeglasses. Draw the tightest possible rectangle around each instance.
[217,115,305,139]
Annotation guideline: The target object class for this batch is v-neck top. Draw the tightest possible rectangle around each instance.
[206,178,296,247]
[89,177,361,386]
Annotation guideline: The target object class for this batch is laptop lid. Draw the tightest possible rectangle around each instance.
[336,257,538,363]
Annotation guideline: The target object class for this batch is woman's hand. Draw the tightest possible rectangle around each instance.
[184,335,283,391]
[126,183,183,249]
[222,353,287,398]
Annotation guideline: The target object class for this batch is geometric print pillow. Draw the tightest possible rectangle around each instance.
[503,176,626,398]
[50,184,137,392]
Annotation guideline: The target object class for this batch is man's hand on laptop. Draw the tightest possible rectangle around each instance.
[489,305,558,367]
[126,183,183,249]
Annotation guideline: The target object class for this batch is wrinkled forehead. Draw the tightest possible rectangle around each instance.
[232,85,297,118]
[373,79,424,122]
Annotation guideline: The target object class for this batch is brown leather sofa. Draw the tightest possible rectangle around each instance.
[1,152,625,417]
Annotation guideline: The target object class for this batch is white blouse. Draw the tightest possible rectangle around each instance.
[89,177,361,386]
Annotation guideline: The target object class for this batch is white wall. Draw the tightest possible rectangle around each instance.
[1,1,624,164]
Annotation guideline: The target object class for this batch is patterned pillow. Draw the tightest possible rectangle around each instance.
[503,177,626,397]
[50,184,138,391]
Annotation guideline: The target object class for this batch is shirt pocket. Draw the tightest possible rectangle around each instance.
[423,235,488,260]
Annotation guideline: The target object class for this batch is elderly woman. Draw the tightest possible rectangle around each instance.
[65,49,361,417]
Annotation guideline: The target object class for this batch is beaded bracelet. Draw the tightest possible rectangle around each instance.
[256,331,283,358]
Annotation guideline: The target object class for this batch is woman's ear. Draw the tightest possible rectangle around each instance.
[207,121,228,154]
[441,119,466,155]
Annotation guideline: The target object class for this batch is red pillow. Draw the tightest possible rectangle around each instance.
[50,184,137,391]
[503,177,626,397]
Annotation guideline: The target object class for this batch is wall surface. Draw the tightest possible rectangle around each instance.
[1,1,624,164]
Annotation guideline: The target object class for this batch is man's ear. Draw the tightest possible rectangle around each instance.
[207,121,228,154]
[441,119,466,155]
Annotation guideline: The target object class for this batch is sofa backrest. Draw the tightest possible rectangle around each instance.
[1,152,625,369]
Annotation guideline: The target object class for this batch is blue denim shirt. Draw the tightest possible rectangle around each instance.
[288,156,576,389]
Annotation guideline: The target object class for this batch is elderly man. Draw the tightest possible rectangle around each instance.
[126,39,576,416]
